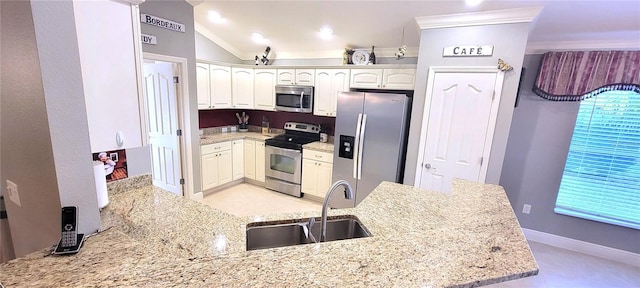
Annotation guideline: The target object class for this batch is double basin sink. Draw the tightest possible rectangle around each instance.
[246,215,371,251]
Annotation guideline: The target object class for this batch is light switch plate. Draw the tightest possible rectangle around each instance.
[6,180,21,207]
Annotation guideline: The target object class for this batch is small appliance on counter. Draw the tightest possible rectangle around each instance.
[262,116,269,135]
[264,122,321,197]
[236,112,249,132]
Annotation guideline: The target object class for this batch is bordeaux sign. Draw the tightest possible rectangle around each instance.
[443,45,494,57]
[140,14,185,33]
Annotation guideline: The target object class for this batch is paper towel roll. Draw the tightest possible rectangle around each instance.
[93,161,109,209]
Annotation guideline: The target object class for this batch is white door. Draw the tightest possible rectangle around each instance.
[144,62,182,195]
[418,68,503,193]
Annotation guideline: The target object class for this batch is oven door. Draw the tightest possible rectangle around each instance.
[265,145,302,184]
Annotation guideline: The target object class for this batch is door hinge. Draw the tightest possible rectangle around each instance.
[492,91,496,101]
[173,76,179,84]
[480,157,484,166]
[180,178,185,185]
[177,129,182,136]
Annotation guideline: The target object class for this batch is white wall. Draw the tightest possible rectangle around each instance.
[404,23,530,185]
[30,0,101,238]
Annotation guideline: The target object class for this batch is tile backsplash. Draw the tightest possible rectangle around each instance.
[199,109,336,135]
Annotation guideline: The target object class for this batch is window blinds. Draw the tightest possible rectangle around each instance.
[555,90,640,230]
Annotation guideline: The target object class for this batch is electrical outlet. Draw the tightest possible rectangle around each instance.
[221,127,228,133]
[522,204,531,214]
[6,180,21,207]
[199,129,204,136]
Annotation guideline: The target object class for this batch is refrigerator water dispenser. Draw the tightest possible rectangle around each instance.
[338,135,355,159]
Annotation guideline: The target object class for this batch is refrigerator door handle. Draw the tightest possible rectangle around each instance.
[357,114,367,180]
[353,113,363,179]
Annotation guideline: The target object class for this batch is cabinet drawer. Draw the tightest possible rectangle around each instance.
[303,150,333,163]
[201,141,232,154]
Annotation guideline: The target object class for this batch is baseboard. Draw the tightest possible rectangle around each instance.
[522,228,640,267]
[189,191,204,202]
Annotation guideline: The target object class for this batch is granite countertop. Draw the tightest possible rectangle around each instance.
[201,132,335,153]
[200,131,276,145]
[0,179,538,287]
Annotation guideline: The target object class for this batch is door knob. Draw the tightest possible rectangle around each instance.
[424,163,431,169]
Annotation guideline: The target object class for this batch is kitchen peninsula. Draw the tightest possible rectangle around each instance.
[0,177,538,287]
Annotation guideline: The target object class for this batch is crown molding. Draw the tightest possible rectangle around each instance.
[415,6,543,30]
[184,0,202,7]
[526,40,640,54]
[194,22,244,60]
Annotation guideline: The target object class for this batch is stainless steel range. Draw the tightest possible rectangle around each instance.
[264,122,321,197]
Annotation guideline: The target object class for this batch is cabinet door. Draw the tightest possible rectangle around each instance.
[196,63,211,109]
[232,140,244,180]
[301,159,318,196]
[314,70,333,117]
[277,69,295,85]
[217,150,232,185]
[255,141,266,182]
[210,65,232,109]
[295,69,315,86]
[244,140,256,180]
[330,69,350,116]
[382,69,416,90]
[232,68,254,108]
[254,69,276,111]
[350,69,383,89]
[201,153,218,190]
[316,161,334,198]
[74,0,142,152]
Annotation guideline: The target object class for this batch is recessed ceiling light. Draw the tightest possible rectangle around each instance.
[465,0,483,6]
[318,26,333,40]
[208,10,227,24]
[251,32,268,44]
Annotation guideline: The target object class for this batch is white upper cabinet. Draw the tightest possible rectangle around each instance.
[232,67,254,109]
[277,69,315,86]
[314,69,349,117]
[73,0,143,153]
[350,68,415,90]
[210,65,232,109]
[198,63,232,110]
[196,63,211,109]
[254,69,277,111]
[382,69,416,90]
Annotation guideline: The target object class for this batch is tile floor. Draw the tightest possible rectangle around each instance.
[202,183,321,217]
[203,184,640,288]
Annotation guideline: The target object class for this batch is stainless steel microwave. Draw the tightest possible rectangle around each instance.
[275,85,313,113]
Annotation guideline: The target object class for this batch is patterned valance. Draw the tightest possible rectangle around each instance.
[533,51,640,101]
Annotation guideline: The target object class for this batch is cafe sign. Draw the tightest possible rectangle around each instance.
[140,14,185,33]
[443,45,494,57]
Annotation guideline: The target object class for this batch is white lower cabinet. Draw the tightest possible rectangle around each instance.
[201,141,233,191]
[244,140,256,180]
[301,150,334,198]
[232,140,244,180]
[255,141,265,182]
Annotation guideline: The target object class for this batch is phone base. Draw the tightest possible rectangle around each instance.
[53,234,85,255]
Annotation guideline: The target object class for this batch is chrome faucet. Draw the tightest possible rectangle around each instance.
[320,180,354,242]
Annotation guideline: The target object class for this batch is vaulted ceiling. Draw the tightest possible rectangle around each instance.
[191,1,640,60]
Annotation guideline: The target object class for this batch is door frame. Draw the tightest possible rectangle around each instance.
[140,52,195,198]
[413,66,505,187]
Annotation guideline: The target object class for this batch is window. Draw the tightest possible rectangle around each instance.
[555,90,640,230]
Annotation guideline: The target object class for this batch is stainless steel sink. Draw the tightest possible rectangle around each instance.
[246,215,371,251]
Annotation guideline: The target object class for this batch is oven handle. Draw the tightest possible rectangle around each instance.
[357,114,367,180]
[353,113,363,179]
[265,145,301,155]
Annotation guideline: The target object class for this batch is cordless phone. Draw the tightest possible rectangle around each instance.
[54,206,84,255]
[61,206,77,247]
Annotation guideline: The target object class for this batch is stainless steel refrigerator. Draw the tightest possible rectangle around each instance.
[330,91,411,208]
